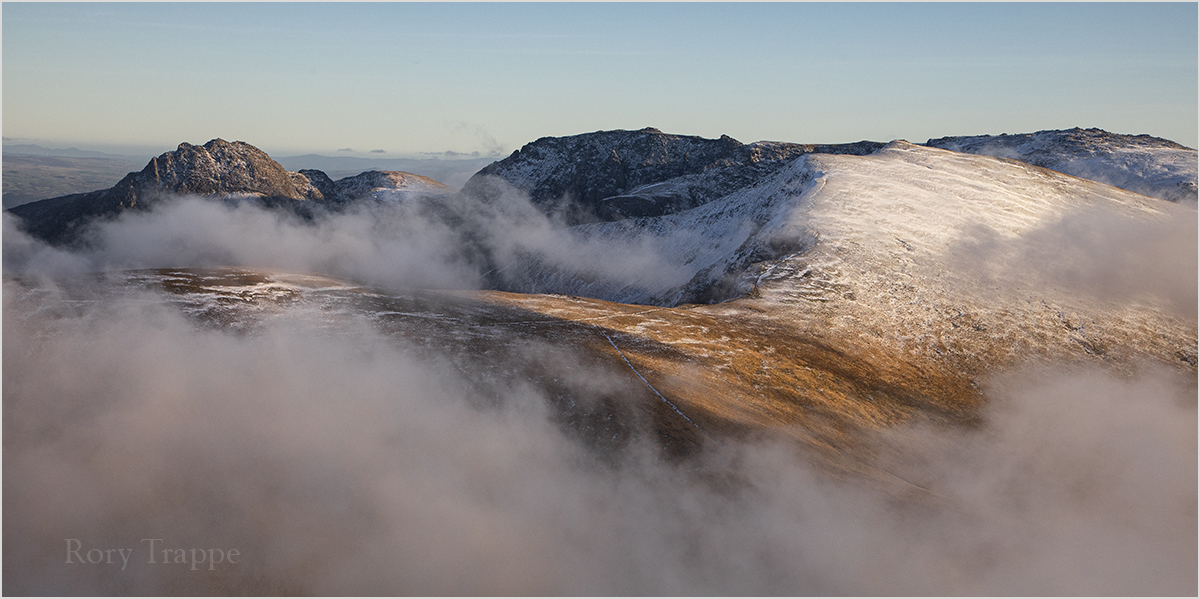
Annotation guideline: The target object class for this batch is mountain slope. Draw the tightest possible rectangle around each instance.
[926,127,1198,203]
[484,135,1197,313]
[462,141,1196,461]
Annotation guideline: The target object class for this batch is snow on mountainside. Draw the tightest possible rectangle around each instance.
[926,128,1198,204]
[500,138,1195,329]
[737,141,1195,367]
[461,127,882,223]
[483,141,1195,431]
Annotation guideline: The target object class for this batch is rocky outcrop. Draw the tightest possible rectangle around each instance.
[109,138,325,204]
[460,127,883,223]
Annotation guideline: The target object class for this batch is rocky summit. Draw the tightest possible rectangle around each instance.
[7,139,448,245]
[124,138,325,203]
[460,127,884,223]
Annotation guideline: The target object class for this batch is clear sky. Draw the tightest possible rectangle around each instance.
[4,2,1197,158]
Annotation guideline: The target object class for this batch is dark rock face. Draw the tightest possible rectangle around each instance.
[298,168,339,200]
[461,127,884,224]
[7,139,450,245]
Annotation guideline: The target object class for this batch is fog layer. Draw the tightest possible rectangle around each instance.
[4,276,1195,595]
[4,185,1196,594]
[3,186,696,303]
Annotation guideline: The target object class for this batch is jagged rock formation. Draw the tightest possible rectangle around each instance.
[7,139,450,245]
[926,127,1198,203]
[460,127,883,223]
[120,138,326,202]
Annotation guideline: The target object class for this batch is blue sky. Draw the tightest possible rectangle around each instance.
[4,2,1197,157]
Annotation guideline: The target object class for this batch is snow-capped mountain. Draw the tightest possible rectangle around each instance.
[490,137,1195,321]
[926,127,1198,204]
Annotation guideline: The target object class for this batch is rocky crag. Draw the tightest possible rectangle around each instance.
[460,127,883,223]
[8,138,447,245]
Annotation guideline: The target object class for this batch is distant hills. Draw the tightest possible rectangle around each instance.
[3,143,142,160]
[274,154,496,189]
[2,154,144,209]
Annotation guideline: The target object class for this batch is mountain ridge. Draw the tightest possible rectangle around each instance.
[925,127,1197,203]
[461,127,884,223]
[9,126,1196,256]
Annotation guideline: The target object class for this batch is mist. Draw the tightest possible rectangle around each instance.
[4,181,1197,595]
[4,276,1195,595]
[952,202,1199,320]
[2,183,696,303]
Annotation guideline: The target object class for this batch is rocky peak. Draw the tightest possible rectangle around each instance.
[7,139,454,245]
[111,138,324,206]
[461,128,882,224]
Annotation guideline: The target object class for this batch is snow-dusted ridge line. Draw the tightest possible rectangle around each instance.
[926,127,1197,204]
[497,138,1190,312]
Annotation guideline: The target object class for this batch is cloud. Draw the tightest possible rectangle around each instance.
[3,165,1195,595]
[951,203,1198,320]
[3,278,1195,595]
[450,122,505,157]
[3,182,698,304]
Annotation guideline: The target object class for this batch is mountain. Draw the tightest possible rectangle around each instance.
[925,127,1198,203]
[482,138,1198,311]
[7,138,451,245]
[6,128,1195,596]
[460,127,884,223]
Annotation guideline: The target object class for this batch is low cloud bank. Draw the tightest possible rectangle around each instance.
[4,280,1195,595]
[4,179,1196,594]
[3,185,697,303]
